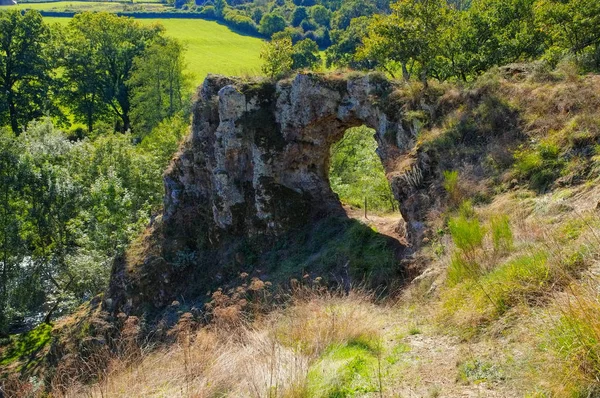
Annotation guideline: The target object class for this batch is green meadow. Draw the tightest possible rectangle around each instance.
[43,16,265,85]
[17,1,169,12]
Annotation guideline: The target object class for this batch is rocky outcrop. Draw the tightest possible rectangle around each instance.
[166,73,432,239]
[107,72,437,312]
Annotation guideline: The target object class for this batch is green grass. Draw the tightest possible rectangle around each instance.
[43,16,264,85]
[0,323,53,370]
[306,340,381,397]
[17,1,169,12]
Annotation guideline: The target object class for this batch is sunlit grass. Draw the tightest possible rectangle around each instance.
[43,16,264,85]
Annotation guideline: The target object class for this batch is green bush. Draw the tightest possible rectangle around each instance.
[447,252,481,285]
[490,215,513,253]
[514,141,565,191]
[448,214,485,256]
[443,170,462,207]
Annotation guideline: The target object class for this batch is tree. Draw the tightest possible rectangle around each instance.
[214,0,226,19]
[326,16,375,70]
[330,0,377,30]
[259,13,287,37]
[0,128,25,335]
[0,10,54,135]
[358,0,451,85]
[292,38,321,69]
[292,6,308,27]
[61,23,108,134]
[310,5,332,27]
[128,37,190,136]
[64,13,162,133]
[260,38,293,78]
[536,0,600,65]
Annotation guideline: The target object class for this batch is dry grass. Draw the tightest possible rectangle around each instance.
[59,289,385,398]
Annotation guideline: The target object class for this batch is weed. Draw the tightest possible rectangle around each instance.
[457,358,505,384]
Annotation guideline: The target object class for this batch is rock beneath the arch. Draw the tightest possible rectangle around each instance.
[108,72,438,312]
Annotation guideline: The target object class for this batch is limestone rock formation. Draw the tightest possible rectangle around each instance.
[108,72,438,313]
[166,73,433,238]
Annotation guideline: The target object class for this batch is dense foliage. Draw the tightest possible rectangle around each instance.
[0,11,191,335]
[329,127,395,213]
[357,0,599,82]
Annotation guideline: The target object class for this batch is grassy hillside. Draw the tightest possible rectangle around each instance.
[52,68,600,397]
[44,17,264,85]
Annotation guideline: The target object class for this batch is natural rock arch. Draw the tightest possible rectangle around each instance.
[108,73,437,312]
[165,73,433,240]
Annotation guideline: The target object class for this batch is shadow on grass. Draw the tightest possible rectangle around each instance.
[0,323,52,373]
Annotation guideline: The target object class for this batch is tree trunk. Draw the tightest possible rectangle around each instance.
[402,62,410,82]
[7,89,19,135]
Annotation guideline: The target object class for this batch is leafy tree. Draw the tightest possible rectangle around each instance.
[0,10,54,135]
[251,8,264,24]
[536,0,600,66]
[358,0,451,85]
[331,0,377,30]
[128,36,190,136]
[292,6,308,27]
[260,37,293,78]
[64,13,162,133]
[310,5,332,27]
[0,128,26,335]
[61,22,109,134]
[326,16,375,70]
[214,0,227,19]
[259,13,287,37]
[292,38,321,69]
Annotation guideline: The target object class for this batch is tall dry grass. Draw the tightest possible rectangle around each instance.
[58,288,385,398]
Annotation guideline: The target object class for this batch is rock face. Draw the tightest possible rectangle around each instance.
[166,73,432,239]
[108,73,436,312]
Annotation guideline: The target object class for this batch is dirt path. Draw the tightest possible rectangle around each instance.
[343,205,408,245]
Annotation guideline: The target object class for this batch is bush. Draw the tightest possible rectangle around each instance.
[443,170,462,207]
[514,141,565,191]
[197,5,216,18]
[223,11,259,35]
[490,215,513,253]
[259,13,286,37]
[448,214,485,256]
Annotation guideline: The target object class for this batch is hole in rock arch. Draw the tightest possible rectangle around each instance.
[328,126,405,244]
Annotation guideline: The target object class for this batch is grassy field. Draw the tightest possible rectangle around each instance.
[44,17,264,85]
[17,1,169,12]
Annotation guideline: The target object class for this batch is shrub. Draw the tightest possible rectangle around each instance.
[514,141,565,191]
[548,287,600,394]
[490,215,513,253]
[223,11,259,35]
[447,252,481,285]
[448,214,485,256]
[197,5,216,18]
[443,170,462,207]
